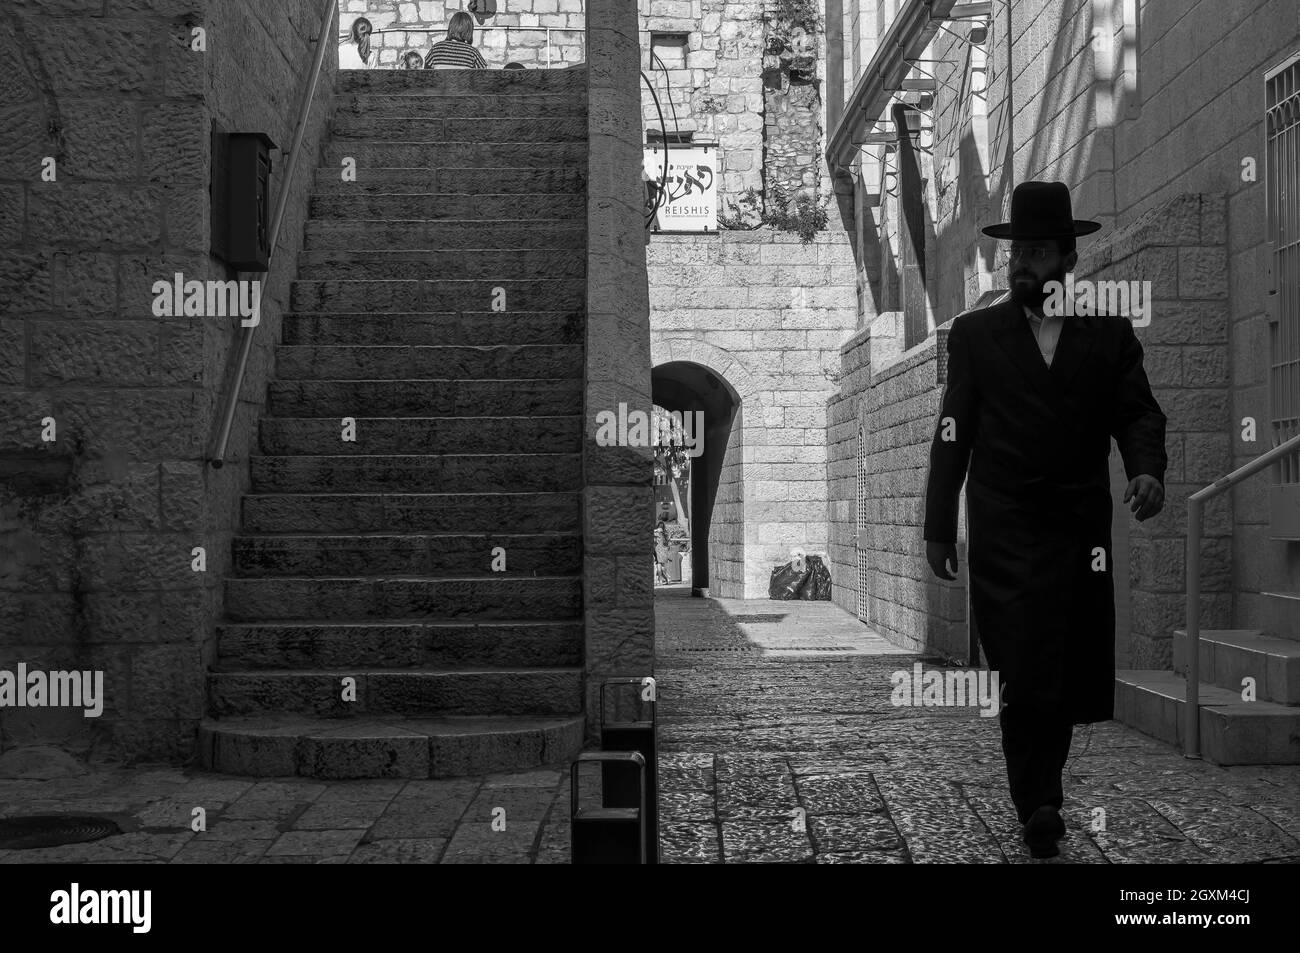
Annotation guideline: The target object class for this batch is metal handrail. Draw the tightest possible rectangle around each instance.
[1183,431,1300,756]
[210,0,338,468]
[347,26,588,69]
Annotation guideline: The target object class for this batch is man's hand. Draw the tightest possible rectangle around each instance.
[1123,474,1165,521]
[926,541,958,581]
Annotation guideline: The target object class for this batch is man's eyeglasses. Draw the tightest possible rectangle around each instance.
[1009,245,1053,262]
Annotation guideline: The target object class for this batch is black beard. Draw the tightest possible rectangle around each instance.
[1009,269,1064,307]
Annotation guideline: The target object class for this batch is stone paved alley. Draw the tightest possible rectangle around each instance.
[1,590,1297,864]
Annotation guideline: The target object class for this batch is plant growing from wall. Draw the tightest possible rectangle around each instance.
[765,0,820,83]
[717,185,828,243]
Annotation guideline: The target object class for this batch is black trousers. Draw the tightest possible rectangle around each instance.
[999,703,1075,825]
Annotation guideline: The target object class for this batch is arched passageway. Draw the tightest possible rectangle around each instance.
[651,361,744,598]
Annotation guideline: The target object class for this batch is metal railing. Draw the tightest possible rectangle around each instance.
[1184,432,1300,756]
[344,25,587,69]
[209,0,337,468]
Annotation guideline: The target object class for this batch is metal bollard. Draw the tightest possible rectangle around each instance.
[599,676,658,864]
[570,751,646,864]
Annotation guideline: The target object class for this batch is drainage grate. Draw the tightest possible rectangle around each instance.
[730,614,785,623]
[0,815,123,850]
[765,646,858,651]
[660,646,760,653]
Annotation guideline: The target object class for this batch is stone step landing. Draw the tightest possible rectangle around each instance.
[1115,670,1300,765]
[198,713,585,779]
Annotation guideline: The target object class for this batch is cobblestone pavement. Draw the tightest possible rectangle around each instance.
[0,590,1297,864]
[653,589,1300,864]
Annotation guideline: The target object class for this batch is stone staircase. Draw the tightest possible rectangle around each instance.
[198,68,590,779]
[1116,592,1300,764]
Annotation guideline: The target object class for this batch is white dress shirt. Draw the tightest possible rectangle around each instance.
[1024,305,1063,367]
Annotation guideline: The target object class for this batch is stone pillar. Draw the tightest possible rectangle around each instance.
[583,0,655,744]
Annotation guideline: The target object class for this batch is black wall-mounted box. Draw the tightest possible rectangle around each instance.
[210,127,277,271]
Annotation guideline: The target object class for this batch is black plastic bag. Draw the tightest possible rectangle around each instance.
[768,562,810,600]
[800,555,832,600]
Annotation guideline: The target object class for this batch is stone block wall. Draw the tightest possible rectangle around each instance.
[829,320,969,660]
[1074,194,1234,667]
[583,0,655,744]
[344,0,586,68]
[0,0,335,763]
[649,227,856,598]
[640,0,766,203]
[639,0,833,211]
[825,324,869,619]
[830,0,1291,660]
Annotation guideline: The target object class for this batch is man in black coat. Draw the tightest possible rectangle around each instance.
[922,181,1168,858]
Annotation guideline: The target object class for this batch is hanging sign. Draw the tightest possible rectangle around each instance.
[643,144,717,232]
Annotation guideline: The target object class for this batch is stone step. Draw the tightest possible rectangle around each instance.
[209,667,584,718]
[312,166,587,194]
[323,141,586,168]
[336,92,586,118]
[217,620,583,670]
[1173,628,1300,705]
[296,249,585,280]
[259,415,580,456]
[304,219,585,250]
[289,279,585,313]
[223,575,583,622]
[242,489,580,531]
[331,115,588,142]
[1114,670,1300,765]
[197,712,585,779]
[274,344,582,380]
[233,532,582,578]
[338,67,586,96]
[308,191,585,221]
[247,454,580,496]
[268,377,582,416]
[282,311,583,347]
[1262,590,1300,642]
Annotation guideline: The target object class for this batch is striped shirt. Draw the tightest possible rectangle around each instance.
[424,39,487,69]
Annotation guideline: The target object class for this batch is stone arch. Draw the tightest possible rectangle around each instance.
[650,338,766,415]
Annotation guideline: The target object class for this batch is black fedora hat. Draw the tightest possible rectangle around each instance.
[981,180,1102,239]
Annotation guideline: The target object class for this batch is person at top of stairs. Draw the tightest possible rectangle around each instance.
[425,12,488,70]
[339,16,373,70]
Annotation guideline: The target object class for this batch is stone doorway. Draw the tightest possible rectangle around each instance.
[651,360,744,598]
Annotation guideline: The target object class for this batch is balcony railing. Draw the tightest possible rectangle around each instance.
[341,25,586,69]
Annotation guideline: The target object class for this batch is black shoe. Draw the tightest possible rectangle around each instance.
[1023,805,1066,859]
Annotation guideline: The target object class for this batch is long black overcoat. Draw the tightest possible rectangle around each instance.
[923,298,1168,723]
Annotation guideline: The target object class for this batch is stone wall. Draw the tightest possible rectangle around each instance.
[649,228,856,598]
[0,0,335,764]
[829,318,969,659]
[830,0,1288,661]
[583,0,655,743]
[825,325,869,619]
[639,0,833,211]
[1073,194,1233,667]
[761,4,823,204]
[344,0,586,68]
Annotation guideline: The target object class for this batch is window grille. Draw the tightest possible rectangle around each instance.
[1266,51,1300,535]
